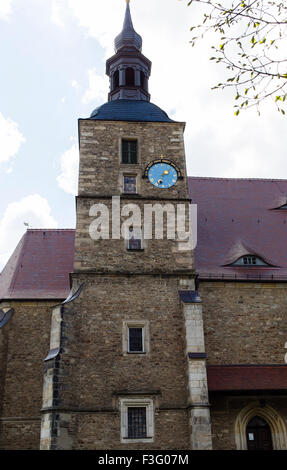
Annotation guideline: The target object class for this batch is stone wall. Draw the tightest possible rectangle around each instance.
[0,300,56,450]
[74,119,193,275]
[199,281,287,365]
[78,120,187,199]
[74,197,194,274]
[199,281,287,450]
[40,273,194,449]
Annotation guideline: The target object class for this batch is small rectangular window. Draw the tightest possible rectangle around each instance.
[128,327,143,352]
[122,321,149,356]
[122,140,138,164]
[128,237,142,250]
[127,407,147,439]
[127,227,143,251]
[123,176,137,194]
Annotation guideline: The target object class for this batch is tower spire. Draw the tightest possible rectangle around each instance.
[114,0,142,52]
[105,0,151,102]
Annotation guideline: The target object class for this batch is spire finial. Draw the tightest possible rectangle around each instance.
[114,0,142,52]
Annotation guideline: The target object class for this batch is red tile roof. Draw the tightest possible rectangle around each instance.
[188,177,287,281]
[207,365,287,391]
[0,230,75,300]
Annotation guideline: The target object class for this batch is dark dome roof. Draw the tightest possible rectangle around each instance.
[90,100,174,123]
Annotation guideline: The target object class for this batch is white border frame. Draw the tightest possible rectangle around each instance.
[120,398,154,444]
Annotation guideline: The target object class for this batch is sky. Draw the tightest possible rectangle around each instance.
[0,0,287,270]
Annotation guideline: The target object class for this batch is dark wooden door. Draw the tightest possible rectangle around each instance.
[246,416,273,450]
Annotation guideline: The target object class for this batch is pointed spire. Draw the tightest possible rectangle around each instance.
[114,0,142,52]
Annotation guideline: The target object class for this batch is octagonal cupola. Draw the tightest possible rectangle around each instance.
[106,0,152,102]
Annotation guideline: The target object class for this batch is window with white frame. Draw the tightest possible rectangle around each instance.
[120,398,154,443]
[122,321,149,355]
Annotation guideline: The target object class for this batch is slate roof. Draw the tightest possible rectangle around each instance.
[89,100,175,122]
[0,230,75,300]
[189,177,287,281]
[1,178,287,300]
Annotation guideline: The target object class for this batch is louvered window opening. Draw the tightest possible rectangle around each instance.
[122,140,138,164]
[127,407,147,439]
[244,256,257,265]
[129,328,143,352]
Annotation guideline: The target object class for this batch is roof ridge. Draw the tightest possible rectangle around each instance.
[188,176,287,182]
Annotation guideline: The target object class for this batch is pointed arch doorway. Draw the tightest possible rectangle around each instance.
[235,403,287,450]
[246,416,273,450]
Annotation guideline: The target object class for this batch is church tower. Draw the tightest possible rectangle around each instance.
[40,1,212,450]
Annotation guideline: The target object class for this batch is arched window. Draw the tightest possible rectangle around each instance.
[140,71,146,90]
[126,68,135,86]
[113,70,119,90]
[246,416,273,451]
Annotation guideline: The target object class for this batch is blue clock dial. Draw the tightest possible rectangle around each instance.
[148,163,178,189]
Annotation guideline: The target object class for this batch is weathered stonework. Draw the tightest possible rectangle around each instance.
[77,120,187,199]
[0,300,54,450]
[199,281,287,364]
[199,281,287,450]
[39,115,211,450]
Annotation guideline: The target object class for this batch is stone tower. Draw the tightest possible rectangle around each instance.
[40,1,212,450]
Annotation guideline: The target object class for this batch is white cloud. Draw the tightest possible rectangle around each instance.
[0,112,25,166]
[51,0,65,28]
[57,144,79,195]
[0,195,58,270]
[82,68,109,104]
[0,0,13,20]
[71,79,79,89]
[65,0,123,57]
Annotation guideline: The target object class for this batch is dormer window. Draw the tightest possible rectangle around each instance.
[271,202,287,210]
[231,255,270,267]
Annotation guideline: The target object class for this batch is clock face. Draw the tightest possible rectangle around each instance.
[148,162,178,189]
